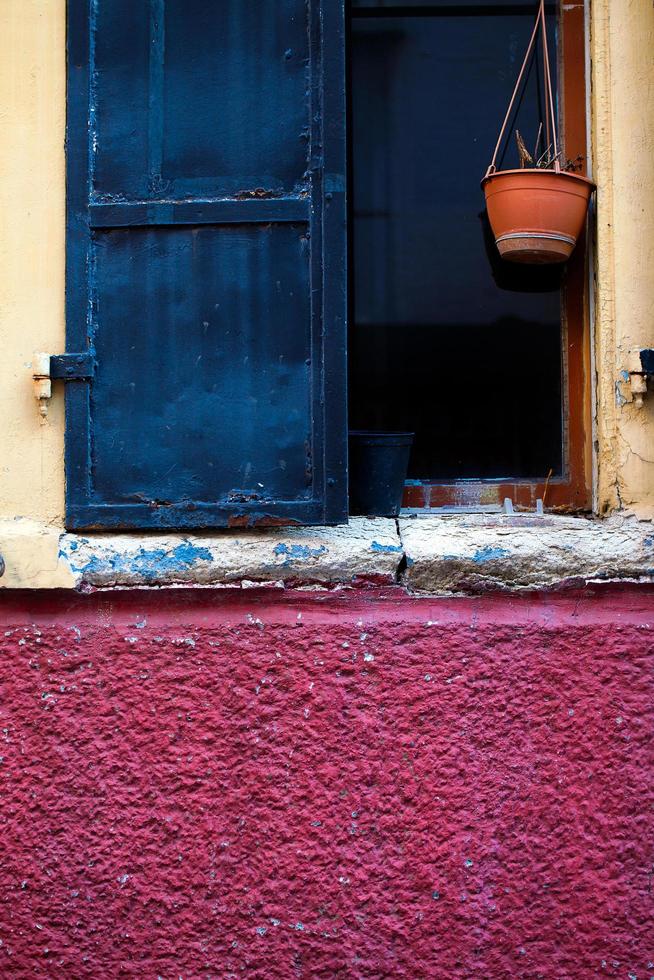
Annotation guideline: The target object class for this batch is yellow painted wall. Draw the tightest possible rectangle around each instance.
[591,0,654,519]
[0,0,652,544]
[0,0,66,525]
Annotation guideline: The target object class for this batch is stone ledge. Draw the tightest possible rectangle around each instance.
[399,513,654,593]
[0,517,401,590]
[0,514,652,593]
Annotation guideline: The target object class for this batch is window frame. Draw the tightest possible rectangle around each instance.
[351,1,592,513]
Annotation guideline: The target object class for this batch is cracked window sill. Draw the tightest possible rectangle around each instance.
[0,513,652,594]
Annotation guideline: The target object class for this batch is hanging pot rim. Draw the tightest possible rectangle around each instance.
[481,167,596,191]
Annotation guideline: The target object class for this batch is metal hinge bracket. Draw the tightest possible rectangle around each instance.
[33,351,94,421]
[49,352,95,380]
[626,349,654,409]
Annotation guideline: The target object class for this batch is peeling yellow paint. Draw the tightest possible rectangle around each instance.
[591,0,654,519]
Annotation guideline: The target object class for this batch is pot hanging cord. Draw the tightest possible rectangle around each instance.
[485,0,559,178]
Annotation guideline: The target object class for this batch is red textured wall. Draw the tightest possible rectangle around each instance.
[1,586,653,979]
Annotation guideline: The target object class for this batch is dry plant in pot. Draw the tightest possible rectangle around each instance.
[481,0,595,264]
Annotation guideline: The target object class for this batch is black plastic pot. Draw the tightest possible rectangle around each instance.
[348,431,414,517]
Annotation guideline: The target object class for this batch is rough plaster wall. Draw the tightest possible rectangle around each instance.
[0,0,66,524]
[592,0,654,518]
[0,587,653,978]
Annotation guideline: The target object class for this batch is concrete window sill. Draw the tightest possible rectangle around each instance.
[0,514,652,594]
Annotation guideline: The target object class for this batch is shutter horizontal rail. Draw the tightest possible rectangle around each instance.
[67,500,325,531]
[89,198,310,229]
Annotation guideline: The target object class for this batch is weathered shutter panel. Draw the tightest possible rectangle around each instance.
[66,0,347,529]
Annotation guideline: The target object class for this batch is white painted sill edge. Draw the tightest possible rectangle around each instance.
[0,514,652,594]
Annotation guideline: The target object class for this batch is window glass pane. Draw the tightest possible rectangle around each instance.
[349,8,563,481]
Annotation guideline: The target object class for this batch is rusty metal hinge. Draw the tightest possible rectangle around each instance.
[626,349,654,409]
[33,351,95,421]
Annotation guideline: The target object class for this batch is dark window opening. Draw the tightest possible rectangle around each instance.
[348,1,564,483]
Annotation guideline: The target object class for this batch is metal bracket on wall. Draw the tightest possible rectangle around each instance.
[628,349,654,409]
[32,351,95,421]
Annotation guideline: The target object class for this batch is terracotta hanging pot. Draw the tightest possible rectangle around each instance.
[482,168,595,264]
[481,0,594,265]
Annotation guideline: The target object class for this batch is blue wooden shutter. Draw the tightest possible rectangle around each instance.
[65,0,346,529]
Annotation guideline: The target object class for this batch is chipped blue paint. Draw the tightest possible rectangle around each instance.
[65,542,213,582]
[370,541,403,554]
[471,546,510,563]
[273,543,328,561]
[167,543,214,566]
[59,536,89,561]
